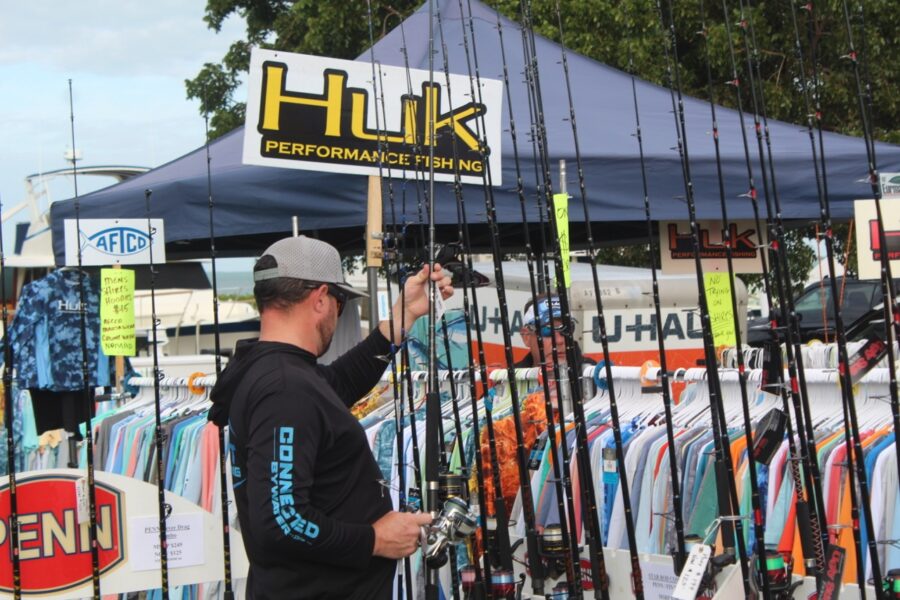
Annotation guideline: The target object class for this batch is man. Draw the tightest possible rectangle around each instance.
[515,294,592,369]
[209,235,454,599]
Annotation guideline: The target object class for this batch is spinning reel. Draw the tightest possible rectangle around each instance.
[422,471,477,569]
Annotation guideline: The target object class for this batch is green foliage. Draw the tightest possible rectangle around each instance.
[737,228,815,297]
[188,0,897,282]
[593,244,658,269]
[484,0,900,148]
[189,0,899,146]
[186,0,421,137]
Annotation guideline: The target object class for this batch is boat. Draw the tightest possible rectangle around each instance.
[2,166,260,358]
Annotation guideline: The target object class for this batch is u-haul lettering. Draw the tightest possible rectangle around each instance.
[585,309,705,352]
[443,263,747,372]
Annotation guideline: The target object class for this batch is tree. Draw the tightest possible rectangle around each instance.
[187,0,897,285]
[190,1,897,144]
[186,1,421,138]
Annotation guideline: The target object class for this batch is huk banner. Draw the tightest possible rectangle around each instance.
[854,198,900,279]
[659,220,765,274]
[242,49,504,185]
[64,219,165,267]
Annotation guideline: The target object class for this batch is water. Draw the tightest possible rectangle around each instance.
[203,266,254,296]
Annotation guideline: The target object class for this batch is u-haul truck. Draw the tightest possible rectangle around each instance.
[445,261,748,371]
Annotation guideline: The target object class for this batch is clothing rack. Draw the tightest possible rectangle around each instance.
[721,340,900,370]
[119,361,898,597]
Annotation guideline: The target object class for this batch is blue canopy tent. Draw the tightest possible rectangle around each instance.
[50,0,900,263]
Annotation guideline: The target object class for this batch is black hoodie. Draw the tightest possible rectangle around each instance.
[210,330,395,599]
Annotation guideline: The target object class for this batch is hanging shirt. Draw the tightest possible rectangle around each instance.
[8,269,110,391]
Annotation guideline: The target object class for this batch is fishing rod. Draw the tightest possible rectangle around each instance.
[516,1,611,596]
[426,6,520,594]
[788,0,886,584]
[424,1,445,590]
[364,8,418,597]
[493,6,583,595]
[696,1,771,594]
[394,233,418,600]
[451,232,500,598]
[383,10,490,596]
[144,189,170,599]
[457,0,558,594]
[653,3,753,594]
[832,0,892,592]
[440,98,513,598]
[719,0,828,584]
[68,80,102,600]
[551,0,647,595]
[432,0,481,526]
[384,12,480,597]
[740,0,858,574]
[737,3,832,572]
[423,19,502,588]
[459,0,544,594]
[842,0,900,534]
[412,4,462,490]
[0,194,22,599]
[439,315,465,600]
[620,4,688,577]
[202,108,235,600]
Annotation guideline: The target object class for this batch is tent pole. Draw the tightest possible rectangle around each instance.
[367,175,383,331]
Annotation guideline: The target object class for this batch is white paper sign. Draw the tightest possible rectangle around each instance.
[129,513,205,572]
[243,49,504,185]
[75,477,89,524]
[377,290,391,321]
[641,560,680,600]
[672,544,712,600]
[64,219,166,266]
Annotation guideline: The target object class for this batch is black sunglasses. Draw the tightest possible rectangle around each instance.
[306,282,348,316]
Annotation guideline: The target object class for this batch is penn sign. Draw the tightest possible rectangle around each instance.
[0,475,124,594]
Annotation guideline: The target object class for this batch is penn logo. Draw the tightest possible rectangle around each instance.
[0,475,125,594]
[83,226,152,256]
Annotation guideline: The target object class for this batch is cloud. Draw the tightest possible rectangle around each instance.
[0,0,244,78]
[0,0,247,227]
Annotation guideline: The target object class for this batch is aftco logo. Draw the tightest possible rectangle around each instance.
[84,226,152,256]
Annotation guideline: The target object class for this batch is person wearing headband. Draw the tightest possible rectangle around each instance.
[515,294,593,369]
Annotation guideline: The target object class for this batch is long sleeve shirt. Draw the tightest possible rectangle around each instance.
[210,330,395,599]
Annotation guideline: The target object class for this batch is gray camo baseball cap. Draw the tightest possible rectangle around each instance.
[253,235,368,298]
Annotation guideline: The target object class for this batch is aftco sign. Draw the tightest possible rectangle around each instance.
[64,219,165,266]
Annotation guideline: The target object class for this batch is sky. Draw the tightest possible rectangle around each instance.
[0,1,246,262]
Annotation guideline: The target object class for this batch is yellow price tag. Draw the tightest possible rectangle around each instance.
[703,272,737,348]
[553,193,570,288]
[100,268,136,356]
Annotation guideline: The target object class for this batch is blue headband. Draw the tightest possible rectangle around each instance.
[523,296,563,327]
